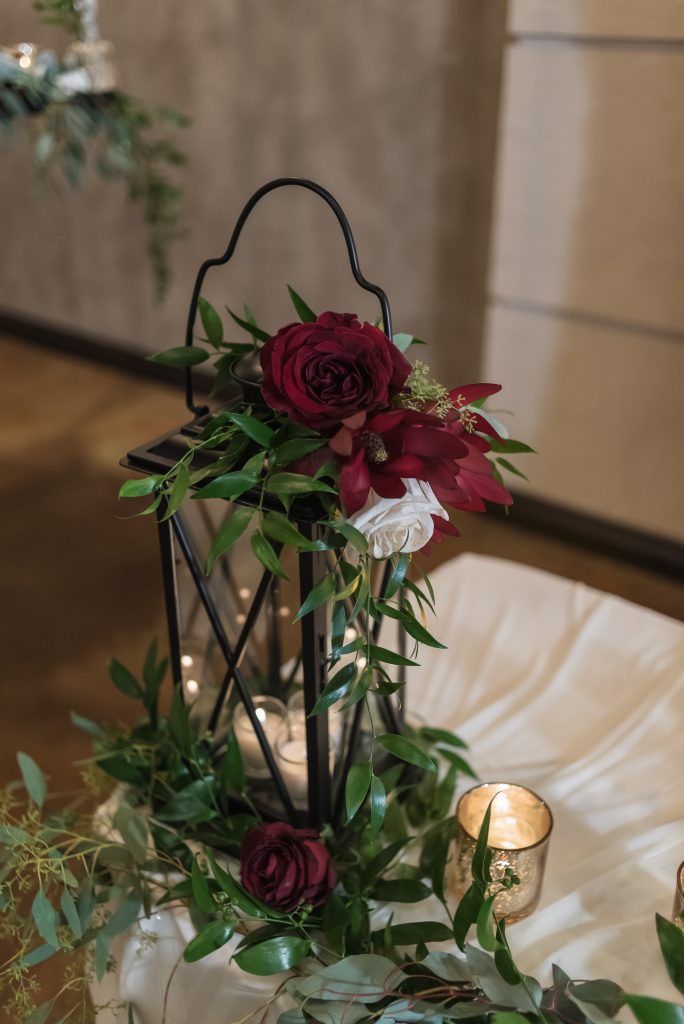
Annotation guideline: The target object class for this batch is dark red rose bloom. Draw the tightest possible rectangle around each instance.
[260,312,411,431]
[333,396,513,517]
[240,822,335,912]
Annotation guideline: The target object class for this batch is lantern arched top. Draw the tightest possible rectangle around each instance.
[182,177,394,415]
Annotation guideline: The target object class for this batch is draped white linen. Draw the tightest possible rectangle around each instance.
[93,554,684,1021]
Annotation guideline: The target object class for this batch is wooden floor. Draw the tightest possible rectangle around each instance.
[0,333,682,1019]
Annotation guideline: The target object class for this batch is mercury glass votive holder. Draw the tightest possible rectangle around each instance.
[672,861,684,928]
[450,782,553,923]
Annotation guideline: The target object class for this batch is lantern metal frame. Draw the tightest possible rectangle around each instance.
[123,178,406,831]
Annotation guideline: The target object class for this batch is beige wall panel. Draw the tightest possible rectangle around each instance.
[490,44,684,333]
[511,0,684,40]
[483,306,684,541]
[0,1,506,386]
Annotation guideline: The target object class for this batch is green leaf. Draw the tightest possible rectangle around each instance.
[311,663,357,715]
[251,530,289,579]
[384,553,410,600]
[162,461,190,520]
[158,779,217,824]
[421,950,472,982]
[206,850,270,919]
[476,893,498,952]
[566,979,624,1023]
[372,879,431,903]
[25,1001,54,1024]
[18,943,57,970]
[295,571,337,622]
[192,471,258,501]
[191,858,215,914]
[379,605,446,650]
[392,332,424,353]
[287,284,316,322]
[108,658,143,699]
[227,412,274,448]
[226,307,271,343]
[183,919,234,962]
[119,475,161,498]
[60,889,82,940]
[325,518,369,555]
[32,890,59,948]
[168,687,194,756]
[17,752,46,808]
[370,776,386,835]
[289,955,403,1003]
[274,436,326,466]
[656,912,684,996]
[198,297,224,348]
[147,346,210,367]
[262,511,326,551]
[104,891,142,936]
[453,883,483,950]
[207,506,254,573]
[69,711,104,737]
[374,921,452,945]
[472,801,494,887]
[492,1014,531,1024]
[496,457,529,482]
[368,644,418,668]
[345,761,372,823]
[95,930,111,980]
[419,726,468,750]
[377,733,437,773]
[267,472,336,495]
[113,804,149,865]
[466,945,541,1013]
[341,664,374,711]
[487,438,535,454]
[234,934,310,975]
[220,730,246,793]
[624,996,684,1024]
[439,749,478,778]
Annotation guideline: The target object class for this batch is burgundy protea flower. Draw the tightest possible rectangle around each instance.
[333,400,512,517]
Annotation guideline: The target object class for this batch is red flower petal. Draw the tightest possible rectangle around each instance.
[329,427,354,456]
[449,383,502,407]
[339,449,372,515]
[403,427,468,459]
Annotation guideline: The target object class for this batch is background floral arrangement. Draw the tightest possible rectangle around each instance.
[0,0,188,297]
[1,290,682,1022]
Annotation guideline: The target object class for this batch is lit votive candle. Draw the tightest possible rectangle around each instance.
[672,860,684,928]
[233,697,287,779]
[277,730,309,808]
[451,782,553,923]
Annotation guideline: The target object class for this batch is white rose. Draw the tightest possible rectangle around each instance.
[348,479,449,559]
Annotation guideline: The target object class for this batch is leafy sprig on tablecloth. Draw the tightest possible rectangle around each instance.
[2,661,682,1022]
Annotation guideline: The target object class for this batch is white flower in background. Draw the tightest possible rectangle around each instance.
[348,479,448,559]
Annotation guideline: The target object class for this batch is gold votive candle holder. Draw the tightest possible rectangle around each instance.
[451,782,553,923]
[672,861,684,928]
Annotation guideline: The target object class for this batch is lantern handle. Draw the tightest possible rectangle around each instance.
[183,177,393,415]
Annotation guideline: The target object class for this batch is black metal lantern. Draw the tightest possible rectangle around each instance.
[123,179,406,831]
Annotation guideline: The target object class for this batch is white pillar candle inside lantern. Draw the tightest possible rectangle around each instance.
[233,697,287,779]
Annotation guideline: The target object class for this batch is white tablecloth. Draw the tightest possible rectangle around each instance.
[93,554,684,1021]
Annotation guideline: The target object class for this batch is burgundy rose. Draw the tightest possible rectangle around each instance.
[260,312,411,431]
[240,822,335,912]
